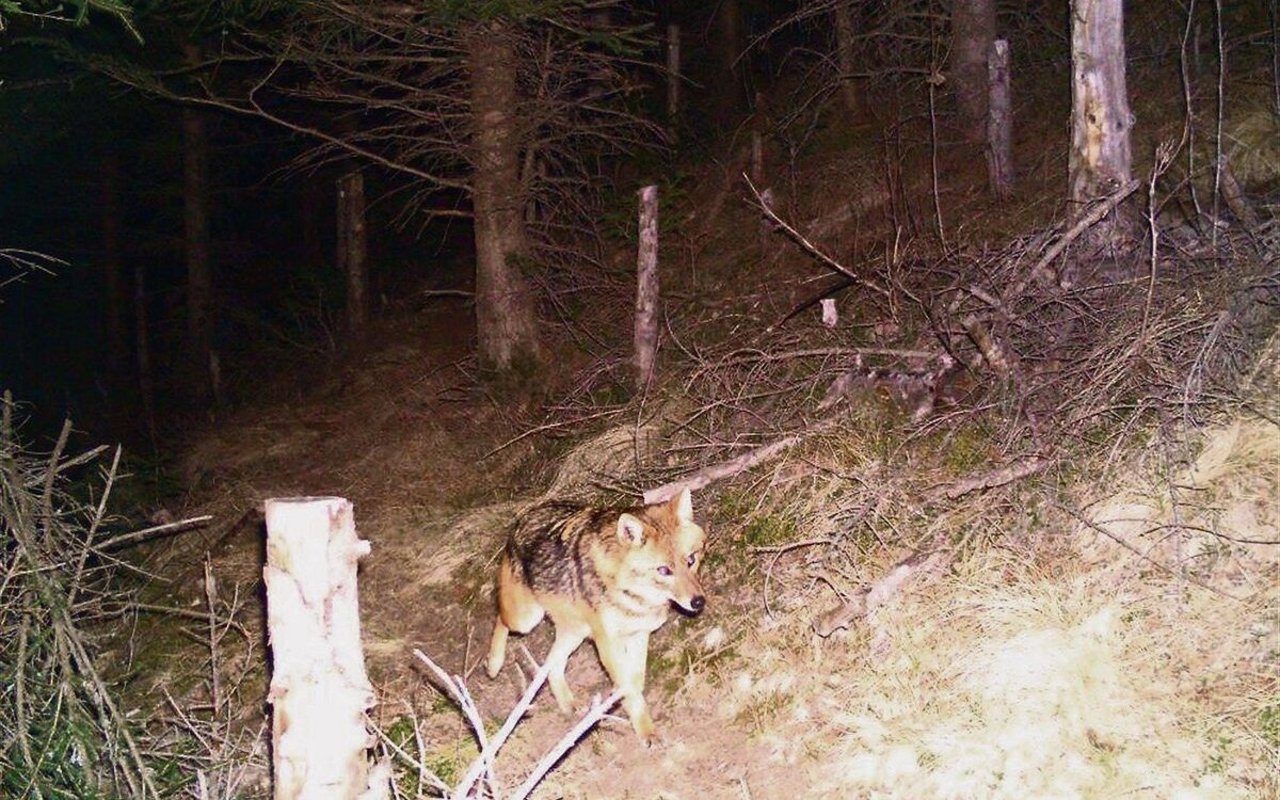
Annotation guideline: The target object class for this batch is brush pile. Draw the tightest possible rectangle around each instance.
[0,402,157,797]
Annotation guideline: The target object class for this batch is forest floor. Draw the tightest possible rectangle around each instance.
[127,72,1280,799]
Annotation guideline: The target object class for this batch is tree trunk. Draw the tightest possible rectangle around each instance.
[833,1,861,117]
[950,0,997,143]
[709,0,748,130]
[1069,0,1135,250]
[666,23,681,126]
[134,261,156,446]
[101,149,127,383]
[467,23,541,372]
[337,171,368,342]
[182,44,215,411]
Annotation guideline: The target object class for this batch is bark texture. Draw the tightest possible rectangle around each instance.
[709,0,748,129]
[467,23,541,371]
[264,497,384,800]
[833,1,861,116]
[986,39,1014,199]
[634,185,660,391]
[1069,0,1134,247]
[337,171,368,341]
[950,0,997,142]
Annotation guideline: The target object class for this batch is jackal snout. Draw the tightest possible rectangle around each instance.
[664,557,705,615]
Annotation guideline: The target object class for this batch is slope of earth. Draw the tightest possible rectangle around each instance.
[130,63,1280,799]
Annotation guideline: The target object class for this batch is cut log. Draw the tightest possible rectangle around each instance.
[263,497,385,800]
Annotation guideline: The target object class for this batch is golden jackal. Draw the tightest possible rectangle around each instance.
[486,487,707,744]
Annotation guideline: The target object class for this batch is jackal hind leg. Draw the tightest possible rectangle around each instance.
[485,621,511,679]
[596,631,655,745]
[543,622,590,715]
[487,563,545,679]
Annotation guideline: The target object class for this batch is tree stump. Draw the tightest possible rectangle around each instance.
[263,497,385,800]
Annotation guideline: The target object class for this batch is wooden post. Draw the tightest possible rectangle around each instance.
[337,172,368,342]
[986,39,1014,199]
[666,23,681,133]
[263,497,385,800]
[635,185,660,392]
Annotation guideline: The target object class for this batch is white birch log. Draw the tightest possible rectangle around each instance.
[264,496,384,800]
[635,185,660,392]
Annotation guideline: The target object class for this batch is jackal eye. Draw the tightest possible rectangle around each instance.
[686,553,697,567]
[657,565,673,577]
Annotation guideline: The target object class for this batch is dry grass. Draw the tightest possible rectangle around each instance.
[664,392,1279,798]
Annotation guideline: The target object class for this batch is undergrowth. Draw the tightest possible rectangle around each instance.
[0,397,159,797]
[0,395,267,799]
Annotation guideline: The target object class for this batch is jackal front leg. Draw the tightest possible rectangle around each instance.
[543,623,590,714]
[598,630,655,745]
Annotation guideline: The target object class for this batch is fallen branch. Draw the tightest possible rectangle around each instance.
[96,515,214,550]
[745,175,892,299]
[1008,178,1141,299]
[414,648,547,798]
[813,549,950,638]
[644,419,838,505]
[961,314,1013,376]
[925,454,1052,503]
[509,689,625,800]
[413,647,624,800]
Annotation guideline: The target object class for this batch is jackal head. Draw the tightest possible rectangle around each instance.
[616,487,707,615]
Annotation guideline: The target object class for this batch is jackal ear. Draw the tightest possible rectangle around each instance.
[617,513,647,546]
[670,487,694,523]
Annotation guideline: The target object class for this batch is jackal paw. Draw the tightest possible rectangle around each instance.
[550,690,577,716]
[484,656,503,680]
[631,712,657,747]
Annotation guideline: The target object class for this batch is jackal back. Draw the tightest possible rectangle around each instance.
[501,493,706,623]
